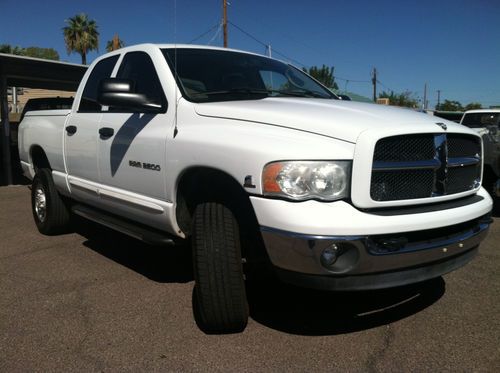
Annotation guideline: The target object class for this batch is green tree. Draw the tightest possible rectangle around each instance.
[379,90,419,108]
[24,47,59,60]
[0,44,24,55]
[63,13,99,65]
[464,102,482,111]
[436,100,463,111]
[106,35,125,52]
[0,44,59,60]
[303,65,339,89]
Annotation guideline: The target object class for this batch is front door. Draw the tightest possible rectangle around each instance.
[96,51,172,229]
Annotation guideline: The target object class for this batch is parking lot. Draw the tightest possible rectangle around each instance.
[0,184,499,372]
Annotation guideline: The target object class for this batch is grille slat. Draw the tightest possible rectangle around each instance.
[370,134,481,202]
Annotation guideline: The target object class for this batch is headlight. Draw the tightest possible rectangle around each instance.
[263,161,351,201]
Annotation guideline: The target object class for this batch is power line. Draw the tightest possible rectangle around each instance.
[227,21,267,47]
[376,79,393,92]
[335,76,370,83]
[207,23,223,45]
[189,24,220,44]
[227,21,306,67]
[205,19,374,87]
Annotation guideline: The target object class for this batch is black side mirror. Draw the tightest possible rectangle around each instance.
[97,78,164,113]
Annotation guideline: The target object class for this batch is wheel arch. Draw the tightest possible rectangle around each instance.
[29,145,51,172]
[175,166,255,235]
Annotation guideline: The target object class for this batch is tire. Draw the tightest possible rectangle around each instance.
[31,168,71,235]
[192,202,249,334]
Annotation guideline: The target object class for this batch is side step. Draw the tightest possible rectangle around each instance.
[72,204,177,246]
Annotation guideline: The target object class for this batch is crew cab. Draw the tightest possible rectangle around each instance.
[18,44,493,333]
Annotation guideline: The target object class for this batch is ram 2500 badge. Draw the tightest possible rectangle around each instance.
[18,44,493,333]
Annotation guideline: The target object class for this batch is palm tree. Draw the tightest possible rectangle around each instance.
[63,13,99,65]
[106,35,125,52]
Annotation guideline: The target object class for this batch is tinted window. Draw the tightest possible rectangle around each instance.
[79,55,119,112]
[462,113,500,128]
[114,51,166,111]
[162,48,335,103]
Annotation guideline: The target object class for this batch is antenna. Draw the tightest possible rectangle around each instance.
[173,0,179,137]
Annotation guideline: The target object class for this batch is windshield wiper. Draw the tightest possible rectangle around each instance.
[289,89,330,98]
[191,88,268,97]
[191,88,315,98]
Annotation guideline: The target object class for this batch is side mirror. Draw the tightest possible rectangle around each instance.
[97,78,164,113]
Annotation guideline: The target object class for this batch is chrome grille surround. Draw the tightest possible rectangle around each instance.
[370,133,481,202]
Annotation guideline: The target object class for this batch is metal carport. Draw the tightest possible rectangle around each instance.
[0,53,86,185]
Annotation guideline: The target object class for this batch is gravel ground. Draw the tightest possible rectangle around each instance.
[0,185,499,372]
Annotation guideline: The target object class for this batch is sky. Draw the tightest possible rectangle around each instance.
[1,0,499,108]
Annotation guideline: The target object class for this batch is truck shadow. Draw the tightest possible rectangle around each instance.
[74,218,445,335]
[246,276,445,336]
[74,217,194,283]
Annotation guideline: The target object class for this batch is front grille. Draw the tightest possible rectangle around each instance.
[447,166,481,194]
[448,134,481,158]
[371,169,435,201]
[370,134,481,202]
[373,135,435,162]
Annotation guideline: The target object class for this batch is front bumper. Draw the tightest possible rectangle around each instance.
[274,247,479,291]
[251,191,493,291]
[260,214,491,290]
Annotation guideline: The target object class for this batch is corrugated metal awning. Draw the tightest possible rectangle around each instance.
[0,53,87,91]
[0,53,87,185]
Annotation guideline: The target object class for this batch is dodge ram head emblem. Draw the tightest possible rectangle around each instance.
[436,122,447,130]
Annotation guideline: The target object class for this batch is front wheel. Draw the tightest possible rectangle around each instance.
[31,168,71,235]
[192,202,249,334]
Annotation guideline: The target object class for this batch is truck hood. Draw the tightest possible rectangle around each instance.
[194,98,471,143]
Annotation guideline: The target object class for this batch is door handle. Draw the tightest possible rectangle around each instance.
[99,127,114,138]
[65,125,77,135]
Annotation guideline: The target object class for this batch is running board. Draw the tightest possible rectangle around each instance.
[71,204,177,246]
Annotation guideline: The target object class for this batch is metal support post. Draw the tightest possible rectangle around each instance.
[0,75,13,185]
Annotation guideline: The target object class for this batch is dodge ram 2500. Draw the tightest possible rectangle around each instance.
[18,44,493,333]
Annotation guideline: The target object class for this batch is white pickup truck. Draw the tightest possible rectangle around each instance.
[18,44,493,333]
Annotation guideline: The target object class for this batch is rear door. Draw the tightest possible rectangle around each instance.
[64,55,119,201]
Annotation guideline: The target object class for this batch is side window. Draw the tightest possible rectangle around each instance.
[78,55,119,112]
[114,51,166,110]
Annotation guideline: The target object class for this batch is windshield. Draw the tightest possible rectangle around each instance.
[462,112,500,128]
[162,48,336,103]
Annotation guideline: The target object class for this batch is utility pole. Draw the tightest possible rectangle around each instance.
[223,0,228,48]
[437,90,441,109]
[372,68,377,102]
[112,34,120,51]
[423,83,428,110]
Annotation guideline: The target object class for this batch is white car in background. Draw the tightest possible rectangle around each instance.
[461,109,500,202]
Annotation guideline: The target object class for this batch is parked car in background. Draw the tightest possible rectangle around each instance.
[461,109,500,203]
[433,110,464,123]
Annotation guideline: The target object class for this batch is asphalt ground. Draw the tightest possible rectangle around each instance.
[0,185,499,372]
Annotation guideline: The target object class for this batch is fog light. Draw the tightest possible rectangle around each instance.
[320,244,339,268]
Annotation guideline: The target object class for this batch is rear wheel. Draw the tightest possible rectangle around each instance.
[192,202,249,334]
[31,168,71,235]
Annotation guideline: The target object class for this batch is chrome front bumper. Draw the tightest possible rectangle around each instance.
[260,214,492,290]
